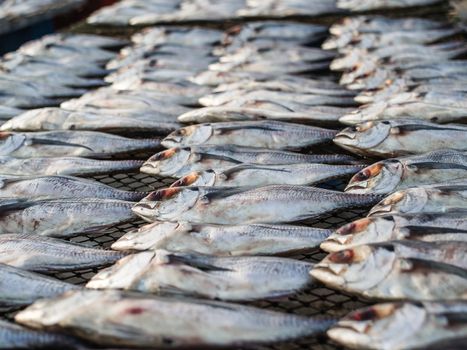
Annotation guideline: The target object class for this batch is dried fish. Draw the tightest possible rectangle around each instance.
[15,289,335,347]
[321,211,467,252]
[311,241,467,300]
[171,163,365,188]
[132,185,382,224]
[334,120,467,158]
[112,221,332,256]
[328,301,467,350]
[141,145,356,178]
[0,234,126,273]
[162,121,337,150]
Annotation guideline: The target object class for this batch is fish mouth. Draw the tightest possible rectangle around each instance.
[131,203,156,222]
[367,204,392,217]
[320,239,346,253]
[161,137,179,148]
[345,181,368,193]
[310,265,344,287]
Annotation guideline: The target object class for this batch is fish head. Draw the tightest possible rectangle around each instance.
[132,187,200,222]
[171,170,216,187]
[339,102,388,125]
[321,216,396,252]
[330,49,365,71]
[140,147,191,176]
[0,132,26,155]
[347,68,391,90]
[345,160,403,194]
[328,302,418,349]
[334,120,391,154]
[369,188,427,216]
[162,125,212,148]
[311,245,395,291]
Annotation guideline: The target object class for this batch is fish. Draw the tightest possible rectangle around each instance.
[345,149,467,194]
[0,198,136,237]
[141,145,356,178]
[177,106,354,125]
[368,184,467,217]
[311,241,467,300]
[334,120,467,158]
[162,121,337,150]
[132,185,382,224]
[15,289,335,348]
[0,263,79,311]
[321,211,467,252]
[171,163,366,188]
[0,175,148,201]
[328,301,467,350]
[0,156,143,176]
[0,108,179,134]
[0,234,126,273]
[0,319,84,349]
[87,250,314,300]
[112,221,332,256]
[0,131,161,158]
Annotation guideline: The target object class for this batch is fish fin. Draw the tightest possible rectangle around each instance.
[201,187,251,203]
[221,164,290,179]
[162,252,231,272]
[214,124,283,135]
[197,152,243,165]
[401,258,467,279]
[28,138,94,152]
[434,184,467,192]
[0,198,37,213]
[396,124,466,133]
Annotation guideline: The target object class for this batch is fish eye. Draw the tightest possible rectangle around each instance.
[174,129,187,136]
[349,126,358,132]
[354,169,371,181]
[328,249,354,264]
[381,121,390,125]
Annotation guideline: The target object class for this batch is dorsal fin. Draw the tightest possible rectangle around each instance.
[402,258,467,279]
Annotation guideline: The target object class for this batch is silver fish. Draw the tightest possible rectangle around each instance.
[132,185,382,224]
[141,145,356,178]
[345,149,467,194]
[162,121,337,150]
[328,301,467,350]
[0,234,126,273]
[177,106,354,125]
[0,131,161,158]
[321,211,467,252]
[87,250,314,300]
[15,289,335,347]
[0,319,83,349]
[368,184,467,217]
[0,263,79,311]
[112,221,332,256]
[334,120,467,158]
[171,163,365,188]
[0,157,143,176]
[0,198,136,237]
[311,241,467,300]
[0,175,147,201]
[0,108,179,134]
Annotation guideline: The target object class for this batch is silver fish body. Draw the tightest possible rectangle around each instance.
[0,175,147,201]
[0,131,161,158]
[15,289,335,347]
[311,241,467,300]
[0,198,136,237]
[368,184,467,217]
[0,319,83,349]
[328,301,467,350]
[177,106,354,125]
[0,234,126,273]
[0,263,79,311]
[321,211,467,252]
[132,185,382,224]
[171,163,365,188]
[0,157,143,176]
[141,145,356,178]
[87,250,314,300]
[345,149,467,194]
[334,120,467,158]
[112,221,332,256]
[162,121,337,150]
